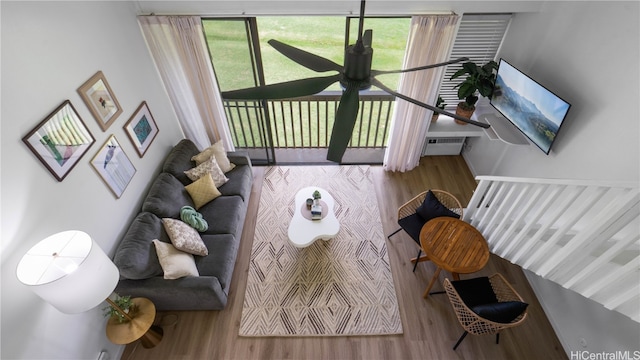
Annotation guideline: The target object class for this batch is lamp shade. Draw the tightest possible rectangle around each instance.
[16,230,119,314]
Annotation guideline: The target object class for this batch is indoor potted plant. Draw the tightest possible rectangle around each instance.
[431,96,446,122]
[103,294,136,323]
[450,60,498,124]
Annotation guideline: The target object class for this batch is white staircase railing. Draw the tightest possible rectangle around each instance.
[463,176,640,322]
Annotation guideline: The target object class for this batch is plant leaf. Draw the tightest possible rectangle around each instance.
[450,68,467,80]
[458,82,475,99]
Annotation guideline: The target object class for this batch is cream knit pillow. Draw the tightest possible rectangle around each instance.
[191,140,236,173]
[152,240,199,280]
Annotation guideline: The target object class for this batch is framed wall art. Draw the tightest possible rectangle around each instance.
[90,135,136,198]
[77,71,122,131]
[22,100,95,181]
[124,101,159,157]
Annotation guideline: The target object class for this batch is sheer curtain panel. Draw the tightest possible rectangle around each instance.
[138,16,234,151]
[383,15,459,172]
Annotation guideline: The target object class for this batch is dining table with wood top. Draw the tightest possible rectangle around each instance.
[419,216,490,298]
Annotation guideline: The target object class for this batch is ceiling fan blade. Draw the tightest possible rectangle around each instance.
[363,29,372,48]
[370,57,469,76]
[268,39,343,73]
[221,74,341,100]
[326,81,361,162]
[370,77,490,128]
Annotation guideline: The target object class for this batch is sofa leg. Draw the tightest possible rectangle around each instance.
[453,331,468,350]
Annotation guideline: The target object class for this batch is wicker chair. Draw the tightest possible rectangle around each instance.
[387,189,463,272]
[444,273,529,350]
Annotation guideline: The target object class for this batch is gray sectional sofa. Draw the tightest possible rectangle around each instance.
[113,139,253,310]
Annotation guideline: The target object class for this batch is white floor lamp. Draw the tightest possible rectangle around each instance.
[16,230,163,348]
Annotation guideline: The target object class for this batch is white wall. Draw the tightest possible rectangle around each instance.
[463,1,640,355]
[1,1,183,359]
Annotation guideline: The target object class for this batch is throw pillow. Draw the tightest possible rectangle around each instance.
[185,173,221,209]
[451,276,498,307]
[184,155,229,187]
[180,205,209,232]
[471,301,529,323]
[162,218,209,256]
[191,140,236,173]
[416,190,460,222]
[152,239,199,279]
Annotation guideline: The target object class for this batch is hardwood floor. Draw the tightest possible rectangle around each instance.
[120,156,567,360]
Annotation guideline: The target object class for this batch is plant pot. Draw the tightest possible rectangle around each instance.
[431,113,439,122]
[455,102,476,125]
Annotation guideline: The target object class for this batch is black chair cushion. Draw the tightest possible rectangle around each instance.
[451,276,498,307]
[397,213,425,244]
[416,190,460,222]
[471,301,529,323]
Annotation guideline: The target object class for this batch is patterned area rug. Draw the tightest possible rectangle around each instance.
[239,165,403,337]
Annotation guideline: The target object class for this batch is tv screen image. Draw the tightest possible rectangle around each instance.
[490,59,571,154]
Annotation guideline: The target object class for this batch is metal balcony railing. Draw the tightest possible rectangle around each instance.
[223,91,395,152]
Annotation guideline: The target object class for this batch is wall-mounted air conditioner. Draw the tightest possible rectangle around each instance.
[422,137,465,156]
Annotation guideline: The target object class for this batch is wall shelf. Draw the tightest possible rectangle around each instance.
[468,99,530,145]
[426,99,531,146]
[427,116,486,138]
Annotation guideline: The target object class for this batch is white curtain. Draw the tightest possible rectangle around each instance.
[138,16,234,151]
[383,15,459,172]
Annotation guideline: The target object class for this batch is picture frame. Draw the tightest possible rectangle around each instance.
[22,100,95,182]
[123,101,159,157]
[77,71,122,131]
[90,135,136,198]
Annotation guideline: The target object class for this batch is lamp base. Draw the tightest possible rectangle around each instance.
[140,325,163,348]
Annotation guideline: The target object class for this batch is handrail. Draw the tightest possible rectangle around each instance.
[464,176,640,323]
[474,175,638,189]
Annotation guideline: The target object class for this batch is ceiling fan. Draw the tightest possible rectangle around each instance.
[221,0,490,163]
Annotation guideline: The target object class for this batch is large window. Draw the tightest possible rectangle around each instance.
[203,16,411,93]
[201,14,511,164]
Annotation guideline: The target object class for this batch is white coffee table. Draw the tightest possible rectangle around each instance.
[287,186,340,248]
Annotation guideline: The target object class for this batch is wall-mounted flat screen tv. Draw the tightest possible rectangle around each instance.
[490,59,571,154]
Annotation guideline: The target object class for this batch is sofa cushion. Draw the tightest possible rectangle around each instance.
[162,218,208,256]
[142,173,194,218]
[397,213,424,245]
[219,163,253,201]
[114,212,166,280]
[198,195,245,235]
[197,234,239,290]
[162,139,200,185]
[153,239,200,279]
